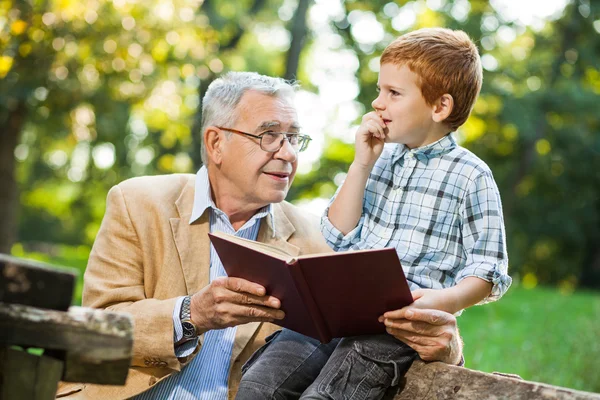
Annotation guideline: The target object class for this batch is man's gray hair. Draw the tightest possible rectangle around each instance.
[200,71,298,165]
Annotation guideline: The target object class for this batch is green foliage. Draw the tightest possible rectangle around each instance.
[462,3,600,289]
[289,138,356,200]
[1,0,294,247]
[296,0,600,288]
[460,284,600,392]
[3,1,600,287]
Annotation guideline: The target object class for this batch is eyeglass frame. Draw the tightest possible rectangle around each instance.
[215,126,312,153]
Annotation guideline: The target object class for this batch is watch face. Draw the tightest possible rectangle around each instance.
[182,321,196,338]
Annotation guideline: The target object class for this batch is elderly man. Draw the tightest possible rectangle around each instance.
[57,72,463,400]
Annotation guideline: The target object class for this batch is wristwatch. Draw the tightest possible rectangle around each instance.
[180,296,198,341]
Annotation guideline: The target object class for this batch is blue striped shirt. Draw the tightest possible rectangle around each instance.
[134,166,273,400]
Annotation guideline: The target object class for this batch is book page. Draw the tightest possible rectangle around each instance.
[297,247,374,260]
[209,231,293,260]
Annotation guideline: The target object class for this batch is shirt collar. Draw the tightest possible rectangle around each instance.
[391,133,456,165]
[189,166,275,231]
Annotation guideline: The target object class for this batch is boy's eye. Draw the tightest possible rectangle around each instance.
[390,90,400,96]
[376,87,381,93]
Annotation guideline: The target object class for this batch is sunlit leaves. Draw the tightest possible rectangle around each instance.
[584,67,600,94]
[535,138,551,155]
[0,55,13,77]
[10,19,26,34]
[461,116,486,143]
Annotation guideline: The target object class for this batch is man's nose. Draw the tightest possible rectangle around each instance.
[274,137,298,162]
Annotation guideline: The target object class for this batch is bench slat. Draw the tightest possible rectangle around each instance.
[0,254,76,311]
[0,303,133,385]
[385,360,600,400]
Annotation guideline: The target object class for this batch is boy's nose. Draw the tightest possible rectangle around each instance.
[372,95,384,110]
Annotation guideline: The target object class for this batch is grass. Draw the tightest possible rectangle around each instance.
[459,285,600,393]
[11,245,600,393]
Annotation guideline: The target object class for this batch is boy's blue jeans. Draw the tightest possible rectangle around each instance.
[235,329,417,400]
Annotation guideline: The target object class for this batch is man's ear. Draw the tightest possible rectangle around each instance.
[204,127,224,165]
[432,94,454,123]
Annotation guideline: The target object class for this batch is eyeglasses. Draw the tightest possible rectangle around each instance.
[216,127,312,153]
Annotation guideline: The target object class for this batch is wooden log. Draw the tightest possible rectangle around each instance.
[0,346,64,400]
[384,360,600,400]
[0,303,133,385]
[0,253,76,311]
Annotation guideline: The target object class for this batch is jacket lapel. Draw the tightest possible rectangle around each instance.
[256,203,301,258]
[170,180,210,295]
[230,203,300,363]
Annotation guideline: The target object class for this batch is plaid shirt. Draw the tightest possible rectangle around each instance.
[321,134,511,303]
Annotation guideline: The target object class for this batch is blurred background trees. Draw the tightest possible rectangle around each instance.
[5,0,597,288]
[1,0,600,288]
[2,0,600,391]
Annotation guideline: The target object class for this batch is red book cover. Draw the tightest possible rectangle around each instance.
[208,232,413,343]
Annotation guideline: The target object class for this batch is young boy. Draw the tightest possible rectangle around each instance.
[236,28,512,400]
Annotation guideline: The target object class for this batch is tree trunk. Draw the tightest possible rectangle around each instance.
[580,246,600,289]
[579,196,600,288]
[284,0,311,81]
[0,101,26,254]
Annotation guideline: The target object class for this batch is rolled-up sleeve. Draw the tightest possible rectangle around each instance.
[320,208,364,251]
[456,172,512,303]
[320,184,367,251]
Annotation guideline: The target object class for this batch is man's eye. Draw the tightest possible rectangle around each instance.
[262,131,279,139]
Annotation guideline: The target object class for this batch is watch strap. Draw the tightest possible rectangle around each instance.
[179,296,198,341]
[180,295,192,321]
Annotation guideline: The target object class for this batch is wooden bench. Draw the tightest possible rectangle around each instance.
[0,254,133,400]
[384,359,600,399]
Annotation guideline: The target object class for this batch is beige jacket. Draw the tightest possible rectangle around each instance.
[57,174,332,400]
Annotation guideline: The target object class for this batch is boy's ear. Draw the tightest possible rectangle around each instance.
[204,127,225,166]
[432,94,454,123]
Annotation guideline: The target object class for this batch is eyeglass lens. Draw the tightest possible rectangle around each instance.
[261,133,308,152]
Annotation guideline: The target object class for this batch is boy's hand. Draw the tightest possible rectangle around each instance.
[407,288,459,315]
[354,111,387,169]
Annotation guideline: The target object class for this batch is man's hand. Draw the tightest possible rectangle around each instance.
[354,111,387,170]
[379,308,462,364]
[190,277,284,333]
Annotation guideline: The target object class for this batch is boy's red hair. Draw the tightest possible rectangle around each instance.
[380,28,482,131]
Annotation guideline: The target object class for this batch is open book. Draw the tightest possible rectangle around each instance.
[208,231,414,343]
